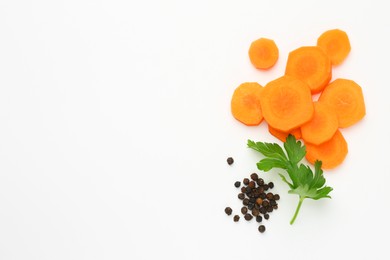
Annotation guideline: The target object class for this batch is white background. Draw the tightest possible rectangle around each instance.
[1,0,390,259]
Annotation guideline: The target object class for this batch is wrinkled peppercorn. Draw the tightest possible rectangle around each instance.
[227,157,234,165]
[234,181,241,188]
[264,213,269,220]
[225,207,232,215]
[241,207,248,214]
[242,198,249,206]
[266,193,274,200]
[258,225,266,233]
[256,216,263,223]
[268,182,274,188]
[274,194,280,200]
[243,178,250,185]
[238,193,245,200]
[233,215,240,222]
[250,173,259,181]
[244,214,253,221]
[252,208,260,216]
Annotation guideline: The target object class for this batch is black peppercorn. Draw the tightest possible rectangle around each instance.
[252,208,260,216]
[266,193,274,200]
[258,225,266,233]
[264,213,269,220]
[250,173,259,181]
[241,207,248,215]
[241,187,247,193]
[243,178,250,185]
[268,182,274,188]
[233,215,240,222]
[257,178,264,185]
[273,194,280,200]
[227,157,234,165]
[225,207,232,215]
[238,193,245,200]
[244,214,253,221]
[242,198,250,206]
[234,181,241,188]
[256,216,263,223]
[248,203,254,210]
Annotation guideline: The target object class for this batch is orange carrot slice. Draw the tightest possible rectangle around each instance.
[231,82,264,126]
[317,29,351,65]
[285,46,332,94]
[248,38,279,70]
[305,130,348,169]
[268,125,302,142]
[319,79,366,128]
[301,102,338,145]
[260,76,314,132]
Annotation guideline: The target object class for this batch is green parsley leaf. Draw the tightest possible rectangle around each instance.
[247,135,333,224]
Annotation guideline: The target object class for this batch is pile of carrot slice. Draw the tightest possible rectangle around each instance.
[231,29,366,169]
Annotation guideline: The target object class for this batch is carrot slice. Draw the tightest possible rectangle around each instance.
[231,82,264,126]
[301,102,338,145]
[260,76,314,132]
[248,38,279,70]
[317,29,351,65]
[305,130,348,169]
[285,46,332,94]
[319,79,366,128]
[268,125,302,142]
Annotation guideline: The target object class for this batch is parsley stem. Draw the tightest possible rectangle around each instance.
[290,196,305,225]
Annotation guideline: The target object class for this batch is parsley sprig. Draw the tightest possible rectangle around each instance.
[247,135,333,224]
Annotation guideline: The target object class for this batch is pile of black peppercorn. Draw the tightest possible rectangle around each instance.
[225,163,280,233]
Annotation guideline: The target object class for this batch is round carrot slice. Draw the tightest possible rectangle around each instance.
[305,130,348,169]
[301,102,338,145]
[268,125,301,142]
[260,76,314,132]
[319,79,366,128]
[231,82,264,126]
[285,46,332,94]
[317,29,351,65]
[248,38,279,70]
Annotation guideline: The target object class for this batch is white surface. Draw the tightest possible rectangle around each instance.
[1,0,390,259]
